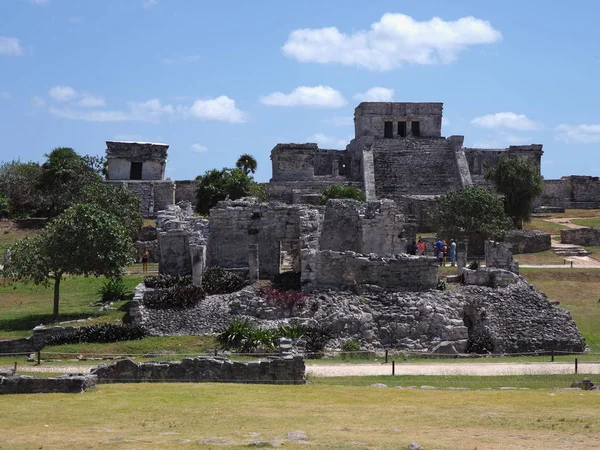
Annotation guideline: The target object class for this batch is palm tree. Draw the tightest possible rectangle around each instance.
[235,154,257,175]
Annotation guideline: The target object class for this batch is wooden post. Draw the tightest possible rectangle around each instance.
[392,360,395,376]
[575,358,578,374]
[385,349,388,364]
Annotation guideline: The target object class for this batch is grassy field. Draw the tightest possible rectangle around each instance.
[0,383,598,450]
[571,218,600,228]
[513,250,566,265]
[0,273,144,339]
[524,217,569,234]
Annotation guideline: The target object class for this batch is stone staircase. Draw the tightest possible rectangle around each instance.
[552,244,591,257]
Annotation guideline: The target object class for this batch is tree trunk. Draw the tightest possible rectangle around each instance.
[52,274,61,319]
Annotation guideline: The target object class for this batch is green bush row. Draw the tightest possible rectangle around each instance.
[45,324,146,346]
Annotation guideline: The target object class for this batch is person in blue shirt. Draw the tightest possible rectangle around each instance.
[435,238,444,266]
[449,239,457,266]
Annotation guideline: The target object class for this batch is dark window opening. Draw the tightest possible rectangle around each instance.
[398,121,407,137]
[411,121,420,137]
[339,157,351,176]
[130,162,143,180]
[384,121,393,138]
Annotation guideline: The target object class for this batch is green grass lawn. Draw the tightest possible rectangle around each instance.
[571,218,600,228]
[0,274,143,339]
[514,250,566,265]
[1,383,599,450]
[524,218,569,234]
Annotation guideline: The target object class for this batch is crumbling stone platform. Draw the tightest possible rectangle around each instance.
[0,369,97,395]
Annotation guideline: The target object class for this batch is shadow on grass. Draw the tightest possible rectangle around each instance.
[0,312,90,334]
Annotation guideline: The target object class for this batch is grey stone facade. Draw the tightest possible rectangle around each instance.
[540,176,600,210]
[504,230,552,254]
[91,356,305,385]
[485,240,519,274]
[266,102,543,226]
[105,141,168,181]
[561,228,600,246]
[1,370,97,394]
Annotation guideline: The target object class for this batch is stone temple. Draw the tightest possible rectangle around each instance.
[268,102,543,228]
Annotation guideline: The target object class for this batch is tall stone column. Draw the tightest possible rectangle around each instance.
[456,238,468,274]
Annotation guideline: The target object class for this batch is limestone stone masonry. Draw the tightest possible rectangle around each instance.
[504,230,552,254]
[91,356,305,384]
[135,277,585,355]
[540,176,600,210]
[1,371,97,394]
[561,228,600,246]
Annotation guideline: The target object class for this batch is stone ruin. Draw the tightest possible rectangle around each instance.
[0,368,97,395]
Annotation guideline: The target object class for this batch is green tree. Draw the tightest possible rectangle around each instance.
[320,185,366,204]
[430,187,511,238]
[38,147,102,216]
[0,160,44,217]
[485,157,543,229]
[77,183,143,235]
[196,168,256,214]
[235,153,258,175]
[3,204,134,318]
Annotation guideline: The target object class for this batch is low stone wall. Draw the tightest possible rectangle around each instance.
[504,230,551,254]
[561,228,600,246]
[485,240,519,274]
[91,356,305,385]
[462,268,520,288]
[0,371,97,394]
[302,250,439,292]
[0,325,79,355]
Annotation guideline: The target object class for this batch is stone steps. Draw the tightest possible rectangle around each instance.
[552,245,590,257]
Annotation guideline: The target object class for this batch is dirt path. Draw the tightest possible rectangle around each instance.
[5,361,600,377]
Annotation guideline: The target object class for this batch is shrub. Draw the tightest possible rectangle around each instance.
[260,286,306,312]
[201,266,245,295]
[272,271,302,291]
[304,326,332,359]
[144,284,205,309]
[0,194,9,218]
[341,339,361,360]
[96,277,128,303]
[217,317,257,353]
[144,274,192,289]
[45,324,146,346]
[320,184,366,204]
[275,324,307,339]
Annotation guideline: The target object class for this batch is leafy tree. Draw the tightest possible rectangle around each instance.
[0,193,9,218]
[0,160,44,217]
[235,153,257,175]
[38,147,102,216]
[196,168,256,214]
[320,184,366,204]
[430,187,511,238]
[485,157,543,229]
[81,154,108,178]
[3,204,134,318]
[77,183,143,235]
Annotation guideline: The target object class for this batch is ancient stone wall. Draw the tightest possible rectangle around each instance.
[540,176,600,209]
[91,356,305,385]
[319,199,408,255]
[354,102,443,138]
[105,141,168,181]
[175,179,200,204]
[371,137,468,199]
[0,372,97,394]
[106,180,175,218]
[504,230,551,254]
[303,250,438,292]
[561,228,600,246]
[485,240,519,274]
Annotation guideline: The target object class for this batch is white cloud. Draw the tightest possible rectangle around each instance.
[32,96,46,108]
[0,92,12,101]
[31,0,48,5]
[323,116,354,127]
[471,112,541,131]
[143,0,158,9]
[282,13,502,71]
[78,93,106,107]
[68,16,81,24]
[49,85,77,102]
[309,133,349,149]
[50,98,174,123]
[188,96,247,123]
[261,85,346,108]
[191,144,208,153]
[161,54,200,64]
[0,36,24,56]
[555,124,600,144]
[353,87,394,102]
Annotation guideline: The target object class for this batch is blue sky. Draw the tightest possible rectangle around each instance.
[1,0,599,182]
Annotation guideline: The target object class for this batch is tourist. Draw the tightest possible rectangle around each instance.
[442,239,448,266]
[408,241,418,255]
[417,237,425,256]
[450,239,457,266]
[141,247,149,273]
[435,238,444,266]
